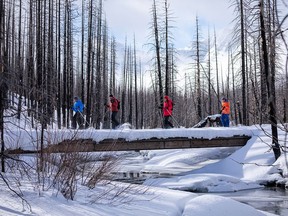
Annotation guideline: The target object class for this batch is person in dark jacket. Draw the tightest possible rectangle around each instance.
[162,95,174,129]
[71,96,84,129]
[106,94,120,129]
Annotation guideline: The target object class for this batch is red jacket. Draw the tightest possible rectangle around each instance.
[110,97,119,112]
[163,96,173,117]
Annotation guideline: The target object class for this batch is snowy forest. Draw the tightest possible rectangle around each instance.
[0,0,288,215]
[0,0,287,129]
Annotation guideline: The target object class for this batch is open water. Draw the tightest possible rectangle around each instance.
[112,148,288,215]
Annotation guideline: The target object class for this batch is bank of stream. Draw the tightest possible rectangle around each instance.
[112,148,288,216]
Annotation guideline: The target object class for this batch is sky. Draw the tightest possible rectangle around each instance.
[103,0,236,49]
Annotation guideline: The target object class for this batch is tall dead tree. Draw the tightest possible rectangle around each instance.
[81,0,85,103]
[109,37,116,94]
[259,0,280,160]
[16,0,23,120]
[0,0,8,172]
[195,17,202,121]
[164,0,169,96]
[121,39,128,124]
[47,0,56,124]
[128,47,133,125]
[240,0,247,125]
[134,37,139,129]
[152,0,163,106]
[85,0,94,127]
[56,0,61,128]
[207,29,212,116]
[102,21,109,128]
[95,0,103,128]
[231,47,238,125]
[214,29,220,111]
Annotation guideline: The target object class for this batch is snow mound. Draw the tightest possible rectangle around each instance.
[183,195,268,216]
[145,173,261,192]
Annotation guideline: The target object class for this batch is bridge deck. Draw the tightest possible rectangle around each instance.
[7,135,251,154]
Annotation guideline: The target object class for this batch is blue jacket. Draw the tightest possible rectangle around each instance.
[72,100,84,113]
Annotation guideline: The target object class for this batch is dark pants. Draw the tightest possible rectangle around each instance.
[163,116,173,129]
[72,112,84,129]
[221,114,230,127]
[111,111,120,129]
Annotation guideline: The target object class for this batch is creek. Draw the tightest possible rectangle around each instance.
[112,148,288,216]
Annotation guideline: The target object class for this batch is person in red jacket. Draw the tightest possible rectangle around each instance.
[162,95,174,129]
[106,94,120,129]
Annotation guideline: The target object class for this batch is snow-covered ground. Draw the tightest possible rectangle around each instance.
[144,125,286,192]
[0,179,278,216]
[1,111,288,216]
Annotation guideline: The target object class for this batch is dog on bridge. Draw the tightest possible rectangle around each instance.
[193,114,222,128]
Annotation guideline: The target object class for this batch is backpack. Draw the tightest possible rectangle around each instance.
[117,100,120,110]
[169,100,173,111]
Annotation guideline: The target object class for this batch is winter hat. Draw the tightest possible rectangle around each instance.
[109,94,113,97]
[74,96,78,100]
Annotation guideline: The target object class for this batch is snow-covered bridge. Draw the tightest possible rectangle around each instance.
[46,136,250,153]
[5,126,254,154]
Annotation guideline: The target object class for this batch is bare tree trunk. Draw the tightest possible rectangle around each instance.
[152,0,163,106]
[109,37,116,94]
[85,0,93,128]
[240,0,247,125]
[231,47,238,125]
[128,47,133,125]
[47,0,55,125]
[196,17,202,122]
[81,0,85,103]
[120,40,127,124]
[0,80,8,172]
[57,0,61,129]
[207,30,212,116]
[102,21,109,129]
[164,0,169,97]
[95,0,103,128]
[134,37,138,128]
[214,29,220,111]
[250,40,260,123]
[16,0,23,120]
[140,62,144,128]
[67,1,74,128]
[259,0,280,160]
[0,0,7,172]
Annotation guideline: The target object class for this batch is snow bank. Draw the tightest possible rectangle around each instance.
[0,180,275,216]
[2,108,286,215]
[4,123,254,151]
[144,125,286,192]
[146,173,260,192]
[182,194,268,216]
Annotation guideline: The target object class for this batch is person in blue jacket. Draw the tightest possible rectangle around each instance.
[72,96,84,129]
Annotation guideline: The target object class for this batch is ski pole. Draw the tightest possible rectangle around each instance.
[166,109,180,128]
[79,111,90,127]
[170,114,180,128]
[166,108,180,127]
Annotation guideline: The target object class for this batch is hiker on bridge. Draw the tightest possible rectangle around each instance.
[71,96,84,129]
[106,94,120,129]
[162,95,174,129]
[221,97,230,127]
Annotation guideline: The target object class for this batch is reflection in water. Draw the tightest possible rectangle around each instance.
[215,188,288,216]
